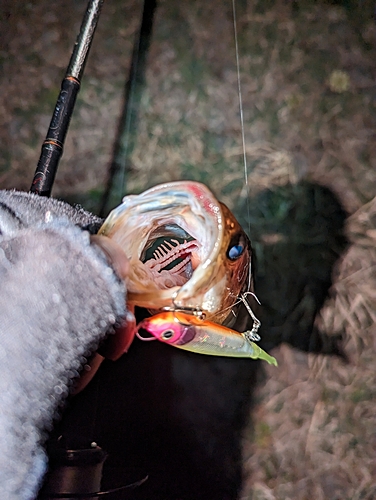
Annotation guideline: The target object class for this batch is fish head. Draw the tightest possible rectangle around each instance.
[139,312,196,346]
[99,181,251,323]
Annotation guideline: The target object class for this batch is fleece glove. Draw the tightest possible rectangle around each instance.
[0,190,127,500]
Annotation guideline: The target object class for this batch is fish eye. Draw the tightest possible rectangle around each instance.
[161,329,175,340]
[227,234,246,261]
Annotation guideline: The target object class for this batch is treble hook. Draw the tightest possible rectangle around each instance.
[240,292,261,342]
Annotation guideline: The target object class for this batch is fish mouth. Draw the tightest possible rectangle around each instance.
[140,224,199,289]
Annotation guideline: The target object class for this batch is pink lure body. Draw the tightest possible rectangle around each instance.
[137,311,278,365]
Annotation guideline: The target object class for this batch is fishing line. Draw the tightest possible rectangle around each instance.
[231,0,252,295]
[231,0,251,226]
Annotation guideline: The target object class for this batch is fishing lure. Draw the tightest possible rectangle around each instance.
[137,311,277,366]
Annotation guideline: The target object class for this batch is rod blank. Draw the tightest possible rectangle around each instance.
[30,0,104,197]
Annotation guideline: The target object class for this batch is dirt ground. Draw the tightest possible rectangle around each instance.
[1,0,376,498]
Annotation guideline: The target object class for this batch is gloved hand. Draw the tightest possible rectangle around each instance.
[72,234,137,395]
[0,190,133,500]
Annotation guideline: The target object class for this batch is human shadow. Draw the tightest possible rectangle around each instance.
[235,180,349,357]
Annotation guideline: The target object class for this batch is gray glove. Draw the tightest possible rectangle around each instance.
[0,191,127,499]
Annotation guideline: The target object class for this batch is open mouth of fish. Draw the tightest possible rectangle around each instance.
[99,181,251,322]
[140,224,199,288]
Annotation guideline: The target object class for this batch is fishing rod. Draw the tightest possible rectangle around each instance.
[30,0,104,197]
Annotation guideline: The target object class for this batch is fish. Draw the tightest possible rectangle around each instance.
[98,181,252,324]
[137,311,277,366]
